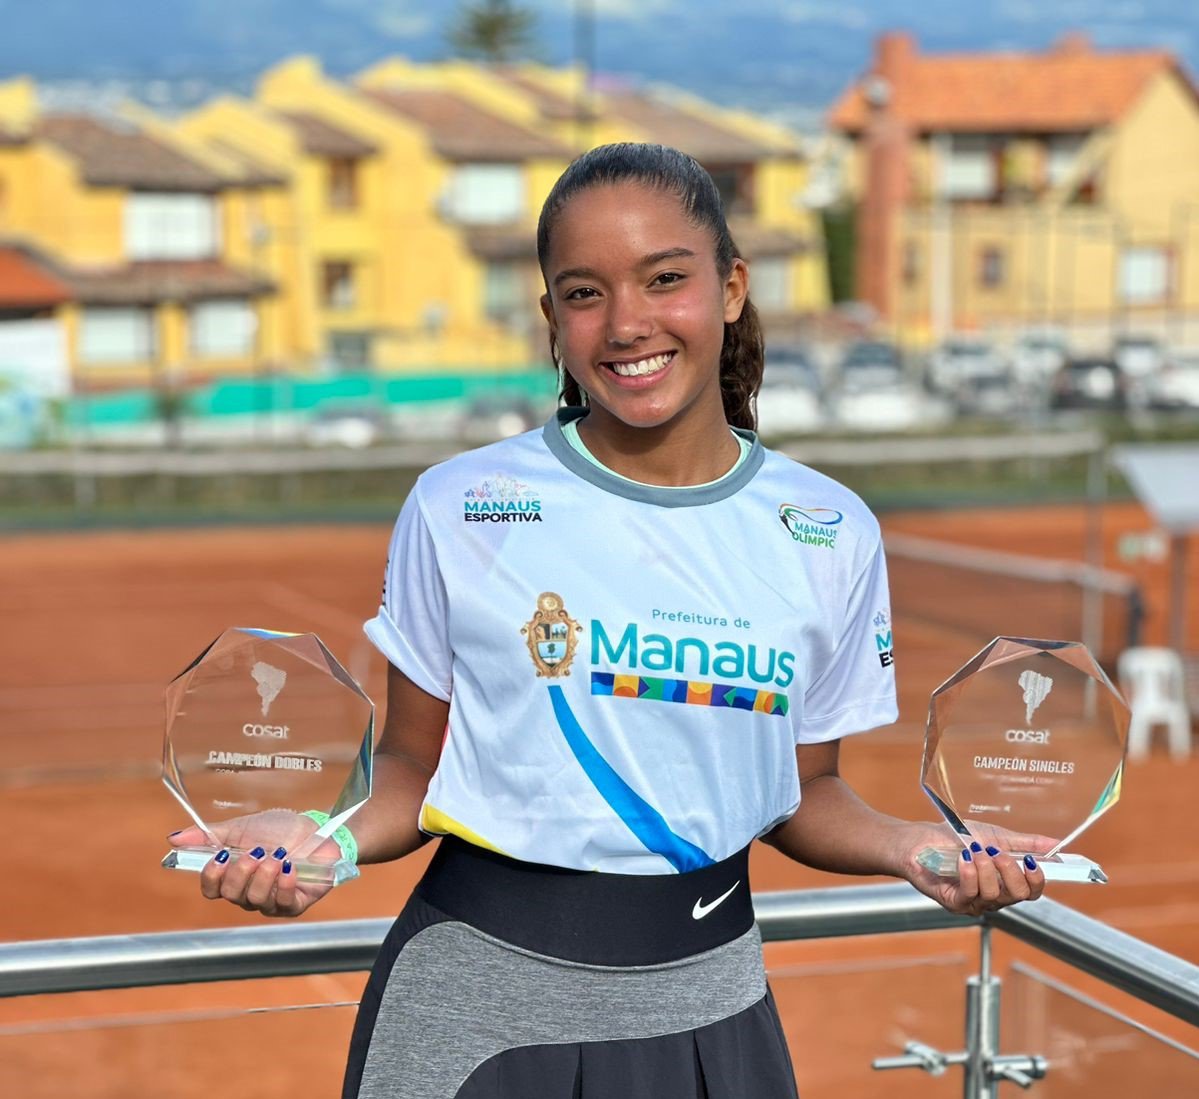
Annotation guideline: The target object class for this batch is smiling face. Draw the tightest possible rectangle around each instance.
[540,182,748,438]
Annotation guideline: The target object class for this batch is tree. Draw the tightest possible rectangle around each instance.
[446,0,538,64]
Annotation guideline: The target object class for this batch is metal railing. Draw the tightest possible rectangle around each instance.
[2,883,1197,1096]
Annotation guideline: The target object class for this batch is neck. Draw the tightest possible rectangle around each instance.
[576,405,741,487]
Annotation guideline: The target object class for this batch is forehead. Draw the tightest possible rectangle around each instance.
[544,182,712,270]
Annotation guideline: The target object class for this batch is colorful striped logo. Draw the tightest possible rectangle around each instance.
[591,672,789,716]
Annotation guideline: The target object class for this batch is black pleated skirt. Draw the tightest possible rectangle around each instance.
[343,838,799,1099]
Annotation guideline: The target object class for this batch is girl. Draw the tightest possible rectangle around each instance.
[172,143,1048,1098]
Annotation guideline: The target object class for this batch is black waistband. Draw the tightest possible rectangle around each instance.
[415,837,755,967]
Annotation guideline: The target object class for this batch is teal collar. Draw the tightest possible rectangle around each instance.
[541,407,764,508]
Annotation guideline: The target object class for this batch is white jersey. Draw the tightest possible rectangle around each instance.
[365,409,897,874]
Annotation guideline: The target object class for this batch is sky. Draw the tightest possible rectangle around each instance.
[0,0,1196,115]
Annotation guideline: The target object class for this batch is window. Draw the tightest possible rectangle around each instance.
[749,257,790,311]
[443,164,524,225]
[1046,134,1088,188]
[978,245,1005,289]
[322,261,355,310]
[125,193,219,260]
[1119,247,1170,305]
[942,135,997,200]
[328,158,359,210]
[706,165,753,215]
[483,262,525,326]
[79,307,155,364]
[189,300,256,358]
[327,331,371,370]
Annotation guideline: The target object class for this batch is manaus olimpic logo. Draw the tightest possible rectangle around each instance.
[778,504,843,548]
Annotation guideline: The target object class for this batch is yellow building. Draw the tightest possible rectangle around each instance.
[241,56,573,371]
[0,78,283,391]
[830,32,1199,346]
[479,65,831,335]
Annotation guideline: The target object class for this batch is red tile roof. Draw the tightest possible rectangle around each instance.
[0,245,71,308]
[602,91,784,162]
[362,87,570,161]
[495,69,596,123]
[59,259,274,305]
[830,33,1190,134]
[274,111,378,159]
[37,114,229,191]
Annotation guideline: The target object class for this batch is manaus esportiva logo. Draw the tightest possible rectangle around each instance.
[779,504,842,548]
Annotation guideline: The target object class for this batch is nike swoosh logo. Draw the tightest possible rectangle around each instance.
[692,880,740,920]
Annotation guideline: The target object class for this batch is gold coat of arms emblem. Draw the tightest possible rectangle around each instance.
[521,592,581,677]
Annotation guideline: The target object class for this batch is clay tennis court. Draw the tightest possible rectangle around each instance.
[1,500,1195,1096]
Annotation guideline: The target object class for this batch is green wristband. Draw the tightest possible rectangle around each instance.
[301,809,359,865]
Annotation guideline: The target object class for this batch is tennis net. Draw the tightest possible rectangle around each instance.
[884,533,1143,670]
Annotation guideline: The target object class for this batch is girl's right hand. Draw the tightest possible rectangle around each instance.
[168,809,341,918]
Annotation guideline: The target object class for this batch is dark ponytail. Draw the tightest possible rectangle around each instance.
[537,143,764,431]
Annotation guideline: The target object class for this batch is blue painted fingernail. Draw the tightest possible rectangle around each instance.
[249,846,266,860]
[282,860,292,875]
[215,849,230,865]
[272,847,287,860]
[168,829,184,837]
[962,848,972,862]
[1023,854,1038,871]
[986,846,1000,857]
[970,841,982,853]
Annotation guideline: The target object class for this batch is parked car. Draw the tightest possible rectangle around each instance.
[1149,350,1199,410]
[1113,334,1165,381]
[1049,357,1127,412]
[1012,329,1069,386]
[953,371,1022,419]
[829,380,952,433]
[837,340,905,389]
[304,404,393,448]
[926,337,1008,395]
[756,346,824,436]
[455,394,545,442]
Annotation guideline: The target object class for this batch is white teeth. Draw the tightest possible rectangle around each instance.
[610,353,671,377]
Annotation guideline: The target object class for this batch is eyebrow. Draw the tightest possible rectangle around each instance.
[552,247,697,287]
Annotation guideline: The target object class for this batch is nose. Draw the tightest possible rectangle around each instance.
[605,287,652,348]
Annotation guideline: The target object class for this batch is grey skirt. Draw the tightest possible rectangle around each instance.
[343,838,799,1099]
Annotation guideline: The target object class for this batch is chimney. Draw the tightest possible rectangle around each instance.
[876,32,917,82]
[854,33,913,324]
[1052,31,1091,57]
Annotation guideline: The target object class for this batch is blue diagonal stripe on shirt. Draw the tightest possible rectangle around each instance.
[547,685,715,873]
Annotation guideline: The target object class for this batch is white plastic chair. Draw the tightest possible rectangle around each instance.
[1117,647,1193,760]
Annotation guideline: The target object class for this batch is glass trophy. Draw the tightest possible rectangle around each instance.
[161,627,373,887]
[917,637,1129,885]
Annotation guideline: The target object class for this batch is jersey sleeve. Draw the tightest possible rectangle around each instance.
[797,533,897,743]
[363,488,453,701]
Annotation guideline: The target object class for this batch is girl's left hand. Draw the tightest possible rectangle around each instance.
[901,821,1057,916]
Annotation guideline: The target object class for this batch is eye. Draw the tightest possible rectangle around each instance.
[652,271,685,287]
[563,286,599,301]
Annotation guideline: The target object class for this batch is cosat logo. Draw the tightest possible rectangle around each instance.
[778,504,842,549]
[464,474,543,524]
[873,609,894,668]
[521,592,582,677]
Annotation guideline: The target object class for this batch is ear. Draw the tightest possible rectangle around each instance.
[539,292,555,333]
[723,258,749,324]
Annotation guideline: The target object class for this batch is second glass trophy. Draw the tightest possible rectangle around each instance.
[161,627,374,886]
[917,637,1130,884]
